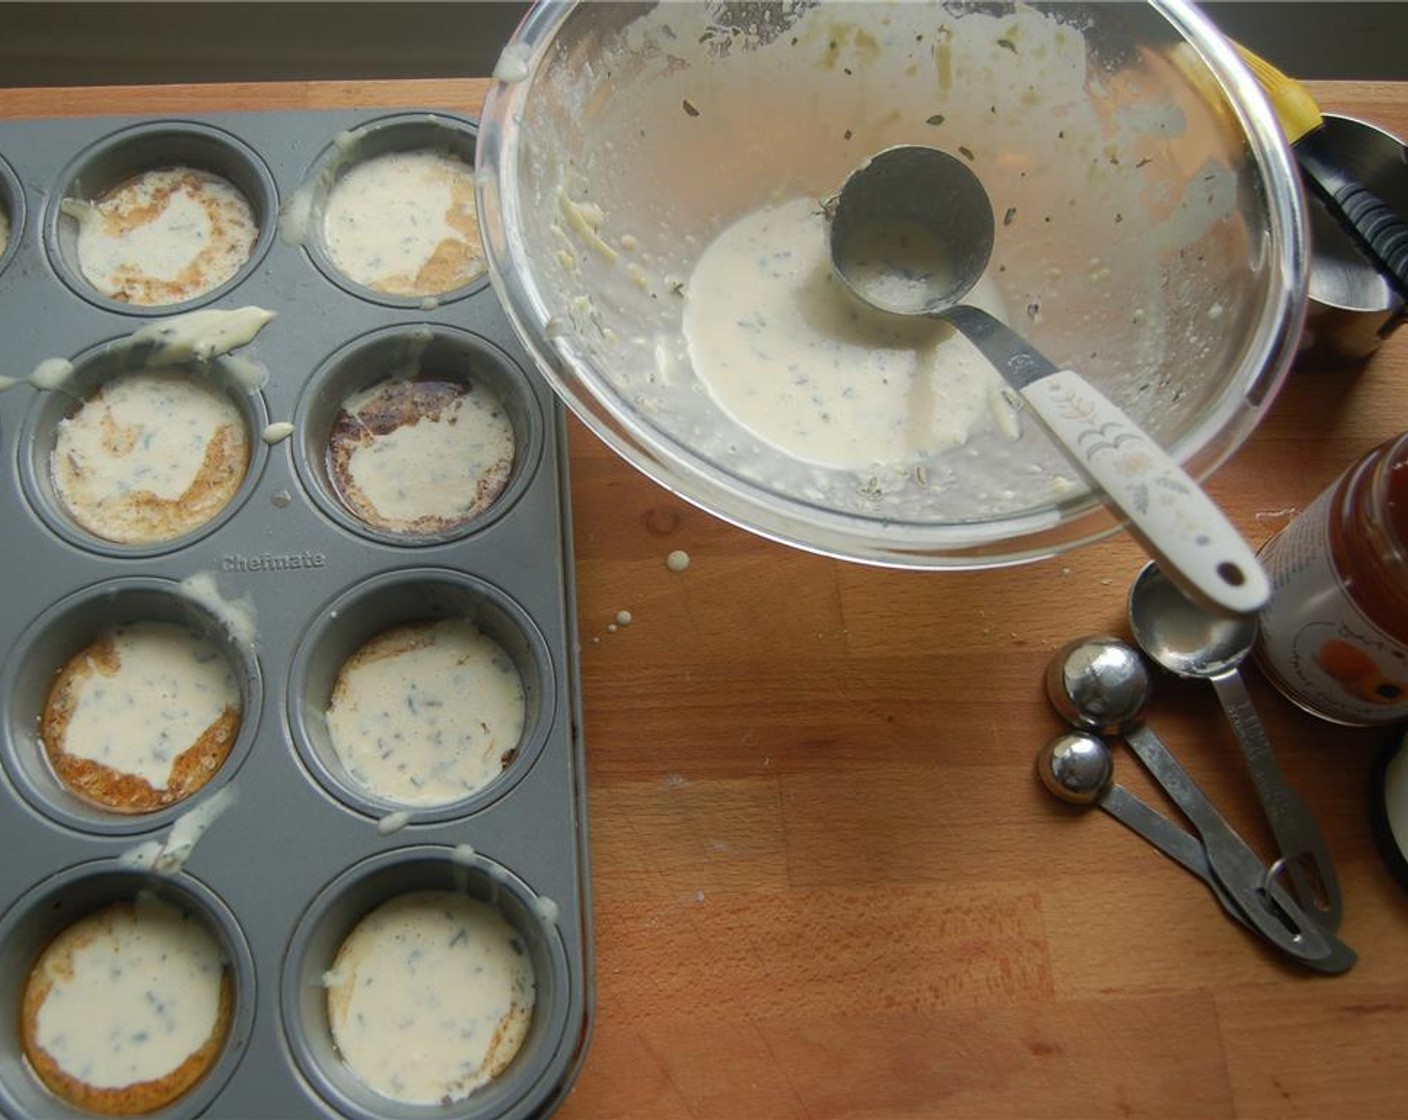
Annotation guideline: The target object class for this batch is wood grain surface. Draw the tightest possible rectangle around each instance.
[3,77,1407,1120]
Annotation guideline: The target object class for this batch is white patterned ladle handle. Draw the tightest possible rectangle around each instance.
[1022,369,1270,615]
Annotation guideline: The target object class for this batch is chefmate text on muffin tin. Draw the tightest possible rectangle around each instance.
[0,108,592,1120]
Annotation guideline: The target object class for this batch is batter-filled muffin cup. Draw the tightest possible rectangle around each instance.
[326,618,525,807]
[40,620,241,815]
[282,114,487,305]
[288,570,554,823]
[20,336,268,554]
[280,847,572,1119]
[47,123,276,311]
[61,166,256,306]
[327,377,514,535]
[53,370,250,544]
[21,897,233,1113]
[325,889,534,1102]
[322,149,483,297]
[294,324,542,545]
[0,577,261,834]
[0,864,254,1119]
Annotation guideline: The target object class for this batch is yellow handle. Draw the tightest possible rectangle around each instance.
[1231,42,1323,144]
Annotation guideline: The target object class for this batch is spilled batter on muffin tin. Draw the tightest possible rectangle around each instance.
[325,618,525,807]
[321,150,485,296]
[40,620,241,813]
[324,890,534,1104]
[326,377,514,535]
[21,896,233,1115]
[52,369,249,545]
[62,165,258,306]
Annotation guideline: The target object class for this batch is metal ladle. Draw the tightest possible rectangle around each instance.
[1128,560,1343,929]
[1045,636,1355,973]
[1038,730,1252,932]
[826,145,1270,616]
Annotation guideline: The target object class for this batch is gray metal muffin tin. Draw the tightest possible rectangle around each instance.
[0,107,592,1119]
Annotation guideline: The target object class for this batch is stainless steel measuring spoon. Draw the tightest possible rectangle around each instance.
[1128,560,1343,929]
[1038,730,1252,932]
[824,144,1270,616]
[1046,636,1356,974]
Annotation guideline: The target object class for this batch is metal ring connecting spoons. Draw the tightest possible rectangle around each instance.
[1046,636,1355,973]
[1128,560,1343,930]
[1038,730,1253,933]
[825,145,1271,616]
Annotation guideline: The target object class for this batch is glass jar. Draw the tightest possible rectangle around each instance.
[1255,431,1408,725]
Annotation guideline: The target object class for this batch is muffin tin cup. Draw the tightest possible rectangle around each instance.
[0,859,257,1120]
[44,121,279,315]
[292,322,543,547]
[287,112,489,310]
[288,569,556,823]
[17,334,271,557]
[281,845,574,1120]
[0,576,263,836]
[0,105,592,1119]
[0,149,24,279]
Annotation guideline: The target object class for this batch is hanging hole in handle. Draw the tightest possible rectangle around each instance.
[1255,876,1308,943]
[1216,562,1247,588]
[1255,884,1306,946]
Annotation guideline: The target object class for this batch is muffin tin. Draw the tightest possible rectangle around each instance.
[0,107,591,1119]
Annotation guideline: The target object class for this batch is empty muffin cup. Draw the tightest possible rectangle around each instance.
[20,333,269,554]
[288,569,555,823]
[281,846,571,1120]
[0,577,262,834]
[46,122,276,311]
[0,860,254,1120]
[0,150,22,277]
[294,323,542,544]
[282,113,486,306]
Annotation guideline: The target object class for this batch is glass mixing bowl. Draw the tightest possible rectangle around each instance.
[476,0,1306,568]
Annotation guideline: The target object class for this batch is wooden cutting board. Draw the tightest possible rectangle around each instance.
[2,77,1406,1120]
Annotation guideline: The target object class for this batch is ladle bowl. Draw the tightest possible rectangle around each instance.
[826,145,994,318]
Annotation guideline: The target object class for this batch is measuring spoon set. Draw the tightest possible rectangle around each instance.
[1037,562,1354,974]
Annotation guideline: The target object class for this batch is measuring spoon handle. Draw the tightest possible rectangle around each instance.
[1098,783,1251,931]
[1212,669,1344,930]
[1121,724,1265,887]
